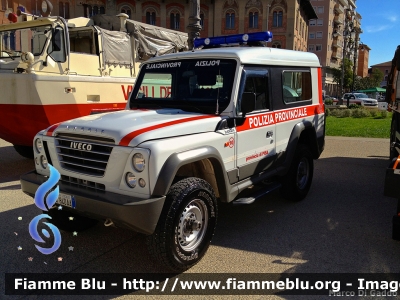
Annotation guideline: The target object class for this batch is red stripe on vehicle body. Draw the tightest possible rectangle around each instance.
[119,115,218,146]
[236,104,321,132]
[46,123,61,136]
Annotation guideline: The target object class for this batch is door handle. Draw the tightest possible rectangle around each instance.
[266,131,273,138]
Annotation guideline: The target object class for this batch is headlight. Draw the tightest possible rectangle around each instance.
[35,138,43,153]
[125,172,137,188]
[132,153,145,172]
[40,155,48,169]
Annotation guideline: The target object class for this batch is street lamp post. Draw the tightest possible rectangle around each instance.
[187,0,202,50]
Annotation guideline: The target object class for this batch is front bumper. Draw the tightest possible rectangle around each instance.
[20,171,166,235]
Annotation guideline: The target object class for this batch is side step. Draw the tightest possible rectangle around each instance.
[233,182,281,205]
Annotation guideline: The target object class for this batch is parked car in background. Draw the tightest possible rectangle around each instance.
[333,93,378,107]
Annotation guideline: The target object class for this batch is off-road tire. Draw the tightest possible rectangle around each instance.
[44,209,98,232]
[280,144,314,201]
[13,145,34,159]
[146,177,217,272]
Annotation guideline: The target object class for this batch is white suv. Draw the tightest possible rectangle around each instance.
[342,92,378,107]
[21,32,325,271]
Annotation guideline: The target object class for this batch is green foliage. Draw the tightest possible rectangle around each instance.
[381,110,388,118]
[330,108,352,118]
[325,99,333,105]
[325,108,330,116]
[353,69,384,91]
[369,109,378,117]
[348,104,361,109]
[330,58,354,90]
[326,113,392,138]
[352,108,370,118]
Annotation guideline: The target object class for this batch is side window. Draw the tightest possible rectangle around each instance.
[239,75,269,113]
[48,26,66,62]
[282,71,312,103]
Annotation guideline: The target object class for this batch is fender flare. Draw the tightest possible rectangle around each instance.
[152,146,230,202]
[276,121,319,176]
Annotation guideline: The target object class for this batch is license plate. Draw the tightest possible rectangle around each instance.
[56,193,76,209]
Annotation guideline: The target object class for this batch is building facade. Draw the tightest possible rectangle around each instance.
[1,0,316,49]
[306,0,367,96]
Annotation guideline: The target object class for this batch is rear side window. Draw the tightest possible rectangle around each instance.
[282,71,312,103]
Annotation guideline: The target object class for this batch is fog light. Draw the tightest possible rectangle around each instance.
[138,178,146,188]
[125,172,137,188]
[40,155,48,169]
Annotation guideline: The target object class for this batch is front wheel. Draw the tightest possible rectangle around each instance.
[146,177,217,272]
[280,145,314,201]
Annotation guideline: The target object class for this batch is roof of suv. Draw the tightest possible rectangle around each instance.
[145,47,321,68]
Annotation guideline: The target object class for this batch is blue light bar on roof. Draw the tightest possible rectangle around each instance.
[194,31,273,48]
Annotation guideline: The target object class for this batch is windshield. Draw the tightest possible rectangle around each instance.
[0,25,51,58]
[130,59,237,114]
[355,93,369,99]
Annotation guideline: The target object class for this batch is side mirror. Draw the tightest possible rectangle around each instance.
[52,28,62,52]
[241,92,256,117]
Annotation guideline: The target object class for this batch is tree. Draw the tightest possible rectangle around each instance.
[329,58,354,92]
[353,69,384,91]
[369,68,384,88]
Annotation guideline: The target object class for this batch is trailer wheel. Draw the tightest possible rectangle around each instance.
[280,144,314,201]
[44,209,98,232]
[146,177,217,272]
[13,145,34,159]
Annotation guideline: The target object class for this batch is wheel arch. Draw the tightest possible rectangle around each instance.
[277,121,320,176]
[152,146,230,202]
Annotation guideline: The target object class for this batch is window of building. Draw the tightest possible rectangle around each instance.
[317,7,324,14]
[1,0,6,11]
[84,5,104,17]
[309,32,315,39]
[273,11,283,27]
[59,2,70,19]
[200,13,204,29]
[120,6,132,19]
[249,12,258,29]
[317,19,323,26]
[308,44,315,52]
[309,20,316,26]
[316,44,322,51]
[316,31,322,38]
[225,12,235,29]
[272,42,281,48]
[146,11,156,25]
[170,12,180,30]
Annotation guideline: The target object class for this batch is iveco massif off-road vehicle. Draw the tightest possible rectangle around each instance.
[21,32,325,271]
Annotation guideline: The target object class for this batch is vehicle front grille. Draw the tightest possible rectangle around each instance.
[61,175,105,191]
[55,134,114,177]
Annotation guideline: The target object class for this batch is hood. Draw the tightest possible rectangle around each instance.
[46,109,222,147]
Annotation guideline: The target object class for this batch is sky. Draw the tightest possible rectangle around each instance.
[356,0,400,67]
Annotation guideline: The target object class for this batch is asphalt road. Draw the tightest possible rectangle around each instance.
[1,136,399,299]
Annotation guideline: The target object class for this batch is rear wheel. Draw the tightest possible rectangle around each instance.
[13,145,34,159]
[146,177,217,272]
[280,144,314,201]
